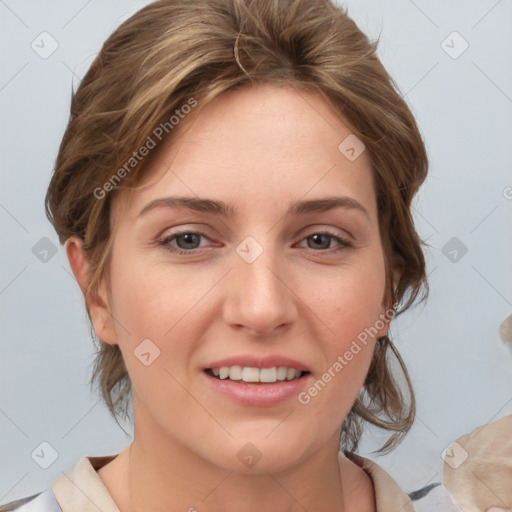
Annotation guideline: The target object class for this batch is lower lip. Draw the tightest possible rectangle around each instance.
[201,370,312,407]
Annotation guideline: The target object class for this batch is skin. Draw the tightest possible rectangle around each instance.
[67,84,394,512]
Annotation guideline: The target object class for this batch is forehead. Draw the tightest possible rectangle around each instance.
[114,84,377,223]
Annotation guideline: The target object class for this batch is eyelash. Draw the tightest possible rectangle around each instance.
[156,230,353,256]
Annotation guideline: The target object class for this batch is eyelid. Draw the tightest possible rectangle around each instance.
[155,224,216,243]
[296,224,354,241]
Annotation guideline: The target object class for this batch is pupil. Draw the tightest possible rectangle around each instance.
[310,234,329,249]
[179,233,199,249]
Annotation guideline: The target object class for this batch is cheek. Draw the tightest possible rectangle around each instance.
[310,259,387,336]
[106,264,199,404]
[107,258,218,380]
[297,267,384,421]
[301,257,386,391]
[108,259,200,337]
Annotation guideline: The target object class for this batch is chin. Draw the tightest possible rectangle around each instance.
[204,435,314,475]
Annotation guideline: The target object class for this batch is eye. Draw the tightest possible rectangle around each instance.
[157,231,211,255]
[297,231,353,252]
[156,229,353,256]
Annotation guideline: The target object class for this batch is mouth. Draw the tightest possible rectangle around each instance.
[201,364,313,406]
[204,367,311,384]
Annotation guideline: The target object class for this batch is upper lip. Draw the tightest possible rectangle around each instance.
[205,355,310,372]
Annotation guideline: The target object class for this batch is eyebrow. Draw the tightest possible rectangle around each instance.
[137,195,370,220]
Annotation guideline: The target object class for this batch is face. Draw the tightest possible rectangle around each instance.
[89,84,390,473]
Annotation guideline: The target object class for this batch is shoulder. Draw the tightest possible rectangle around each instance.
[0,453,118,512]
[0,488,61,512]
[343,452,415,511]
[344,452,463,512]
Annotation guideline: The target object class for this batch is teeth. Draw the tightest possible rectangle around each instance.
[259,368,276,383]
[287,368,297,380]
[242,367,260,382]
[211,366,304,383]
[229,365,242,380]
[276,367,288,380]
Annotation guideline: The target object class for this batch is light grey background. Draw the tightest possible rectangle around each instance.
[1,0,511,501]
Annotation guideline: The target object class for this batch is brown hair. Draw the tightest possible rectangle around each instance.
[45,0,428,455]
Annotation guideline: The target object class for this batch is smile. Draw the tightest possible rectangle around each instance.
[206,366,309,383]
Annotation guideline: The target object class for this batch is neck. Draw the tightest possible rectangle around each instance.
[127,438,345,512]
[98,398,374,512]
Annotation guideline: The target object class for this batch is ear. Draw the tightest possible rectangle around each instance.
[374,306,394,339]
[391,252,404,297]
[376,254,403,338]
[65,236,118,346]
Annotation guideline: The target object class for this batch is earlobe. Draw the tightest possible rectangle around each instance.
[65,237,118,346]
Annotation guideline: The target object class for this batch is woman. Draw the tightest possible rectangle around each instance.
[0,0,465,510]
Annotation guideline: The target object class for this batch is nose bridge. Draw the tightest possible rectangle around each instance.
[224,234,296,335]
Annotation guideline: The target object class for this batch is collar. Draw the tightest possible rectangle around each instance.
[50,451,413,512]
[345,452,414,511]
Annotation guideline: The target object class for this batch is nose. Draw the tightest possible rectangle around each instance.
[222,240,298,338]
